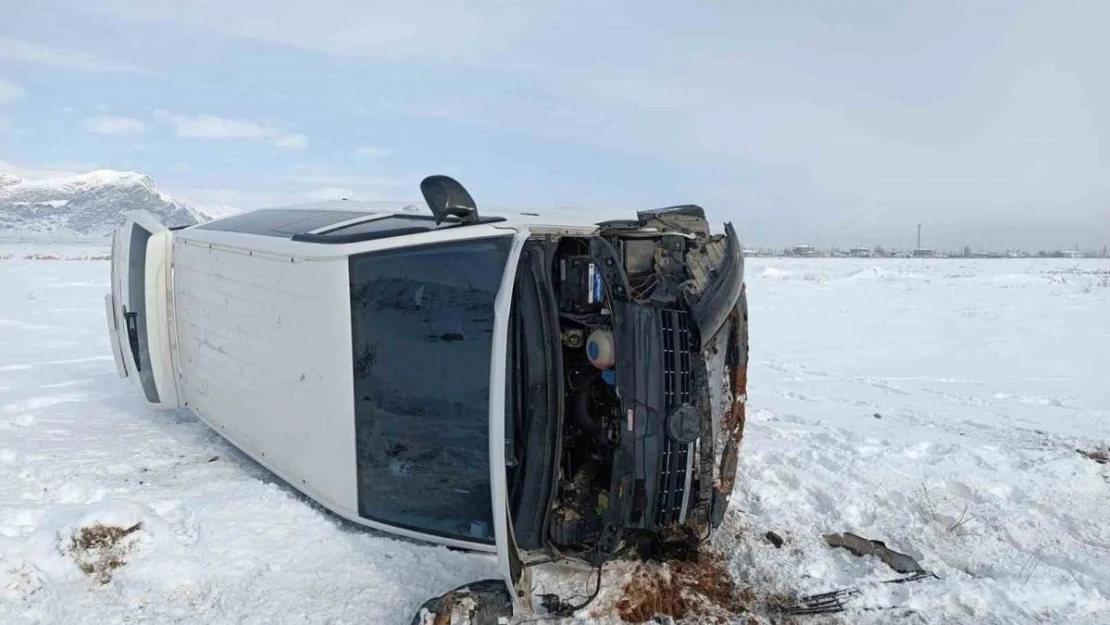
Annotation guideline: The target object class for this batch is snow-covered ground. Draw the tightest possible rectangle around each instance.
[1,249,1107,624]
[729,258,1110,624]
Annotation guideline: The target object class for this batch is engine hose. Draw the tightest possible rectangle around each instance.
[569,386,601,434]
[532,246,564,543]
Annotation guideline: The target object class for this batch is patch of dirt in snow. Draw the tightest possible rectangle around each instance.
[614,554,762,624]
[64,522,144,584]
[529,550,791,624]
[1076,447,1109,465]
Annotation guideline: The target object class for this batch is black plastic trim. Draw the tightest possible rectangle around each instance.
[688,222,744,343]
[291,215,507,244]
[636,204,706,222]
[292,225,430,244]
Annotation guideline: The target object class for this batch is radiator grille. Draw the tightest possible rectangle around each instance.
[657,309,692,526]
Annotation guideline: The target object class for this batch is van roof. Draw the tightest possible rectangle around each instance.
[259,199,630,229]
[196,207,506,244]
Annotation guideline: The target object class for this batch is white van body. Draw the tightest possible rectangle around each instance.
[106,183,748,618]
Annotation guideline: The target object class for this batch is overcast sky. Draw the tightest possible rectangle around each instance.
[1,0,1107,250]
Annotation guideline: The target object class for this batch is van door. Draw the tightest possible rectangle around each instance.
[489,230,535,615]
[105,210,179,408]
[406,229,534,623]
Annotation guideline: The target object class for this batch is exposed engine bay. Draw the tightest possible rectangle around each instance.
[549,238,624,551]
[510,206,747,563]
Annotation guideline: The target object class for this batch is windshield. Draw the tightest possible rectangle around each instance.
[349,236,512,543]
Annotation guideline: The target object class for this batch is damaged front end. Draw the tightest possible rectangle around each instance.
[419,199,748,623]
[540,206,748,562]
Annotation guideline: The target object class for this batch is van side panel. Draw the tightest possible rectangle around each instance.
[172,240,358,515]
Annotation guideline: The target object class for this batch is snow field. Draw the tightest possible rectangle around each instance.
[0,250,499,624]
[726,257,1110,624]
[1,249,1107,624]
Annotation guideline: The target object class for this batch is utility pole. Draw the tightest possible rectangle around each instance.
[917,224,922,250]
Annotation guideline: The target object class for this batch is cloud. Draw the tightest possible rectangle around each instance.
[273,133,308,149]
[164,164,409,213]
[167,114,270,139]
[83,116,147,135]
[161,113,307,148]
[305,187,356,201]
[286,169,404,192]
[0,36,153,75]
[14,1,1109,249]
[166,183,353,212]
[0,77,26,105]
[354,146,393,158]
[161,186,267,216]
[90,0,555,62]
[0,161,94,181]
[0,118,9,132]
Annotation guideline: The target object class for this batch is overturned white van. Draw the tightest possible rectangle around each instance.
[105,176,748,617]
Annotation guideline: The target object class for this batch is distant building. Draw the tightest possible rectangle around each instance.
[849,246,872,258]
[912,248,936,258]
[791,245,818,257]
[1061,250,1081,259]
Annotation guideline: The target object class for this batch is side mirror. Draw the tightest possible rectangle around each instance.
[420,175,479,225]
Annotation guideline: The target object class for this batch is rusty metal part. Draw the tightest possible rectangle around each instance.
[715,287,748,500]
[729,292,749,448]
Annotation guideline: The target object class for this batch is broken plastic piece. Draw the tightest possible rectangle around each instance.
[408,580,513,625]
[822,532,925,574]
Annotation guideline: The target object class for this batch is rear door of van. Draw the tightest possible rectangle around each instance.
[105,210,180,408]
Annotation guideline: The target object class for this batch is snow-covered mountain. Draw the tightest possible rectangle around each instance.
[0,170,206,235]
